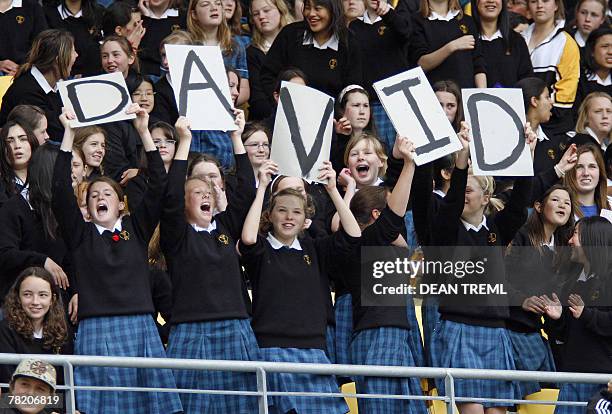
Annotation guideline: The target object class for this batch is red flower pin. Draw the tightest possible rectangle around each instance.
[112,234,120,242]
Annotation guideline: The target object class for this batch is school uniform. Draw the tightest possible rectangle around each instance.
[410,10,486,88]
[140,9,186,77]
[161,154,258,413]
[43,4,103,77]
[51,149,182,414]
[0,67,63,142]
[573,70,612,119]
[247,45,271,121]
[100,120,143,182]
[151,74,179,126]
[349,8,412,151]
[566,128,608,154]
[533,124,569,174]
[0,193,74,304]
[426,166,532,405]
[0,0,47,66]
[480,29,533,88]
[260,21,363,102]
[505,226,558,398]
[239,229,359,413]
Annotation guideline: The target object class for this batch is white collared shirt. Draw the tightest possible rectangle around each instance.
[361,10,383,24]
[481,30,502,42]
[57,4,82,19]
[536,125,549,142]
[0,0,22,14]
[461,215,489,232]
[433,189,446,198]
[266,233,302,250]
[522,20,565,52]
[428,9,460,21]
[587,71,612,86]
[31,66,57,94]
[577,268,594,282]
[574,30,587,48]
[192,220,217,233]
[544,234,555,250]
[94,218,122,235]
[32,328,43,339]
[145,7,179,19]
[302,32,339,51]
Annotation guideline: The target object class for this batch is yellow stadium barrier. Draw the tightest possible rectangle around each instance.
[519,389,560,414]
[0,76,13,108]
[342,382,359,414]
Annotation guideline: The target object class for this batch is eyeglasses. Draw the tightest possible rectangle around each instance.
[153,139,176,147]
[132,91,156,98]
[244,143,270,149]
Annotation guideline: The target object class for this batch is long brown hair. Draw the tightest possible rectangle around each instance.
[564,143,610,217]
[226,0,243,35]
[187,0,235,55]
[17,29,75,80]
[2,267,68,353]
[101,35,140,73]
[250,0,294,51]
[349,186,388,229]
[526,184,575,250]
[419,0,462,19]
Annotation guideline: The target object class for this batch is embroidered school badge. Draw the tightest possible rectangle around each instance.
[119,230,130,241]
[592,290,599,301]
[171,24,181,32]
[459,24,468,34]
[559,142,566,150]
[488,233,497,244]
[328,59,337,70]
[16,15,24,24]
[547,149,556,160]
[303,255,312,265]
[378,25,386,36]
[218,234,230,245]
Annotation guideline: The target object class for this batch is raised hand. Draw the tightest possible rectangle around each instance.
[318,160,336,191]
[258,160,279,188]
[568,293,584,319]
[541,293,562,320]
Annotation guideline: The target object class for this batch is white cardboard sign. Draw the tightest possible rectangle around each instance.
[270,82,334,184]
[373,67,462,165]
[58,72,135,127]
[165,44,236,131]
[462,88,533,176]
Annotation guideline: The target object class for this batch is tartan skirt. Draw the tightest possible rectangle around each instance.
[556,383,604,414]
[166,318,259,413]
[421,297,441,367]
[350,327,428,414]
[326,324,337,364]
[258,347,349,414]
[372,101,397,155]
[430,320,518,407]
[74,314,183,414]
[508,330,556,398]
[406,297,425,368]
[334,293,353,366]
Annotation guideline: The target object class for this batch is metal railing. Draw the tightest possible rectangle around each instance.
[0,353,608,414]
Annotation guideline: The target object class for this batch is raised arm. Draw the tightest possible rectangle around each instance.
[387,136,416,217]
[240,161,278,245]
[319,161,361,238]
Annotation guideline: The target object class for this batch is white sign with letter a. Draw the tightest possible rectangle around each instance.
[373,67,462,165]
[271,81,334,184]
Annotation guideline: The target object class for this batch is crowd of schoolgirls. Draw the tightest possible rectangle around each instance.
[0,0,610,412]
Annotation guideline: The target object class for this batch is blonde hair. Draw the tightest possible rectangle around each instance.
[250,0,294,52]
[343,132,388,177]
[187,0,234,55]
[420,0,462,19]
[467,171,501,215]
[575,92,612,142]
[161,30,194,48]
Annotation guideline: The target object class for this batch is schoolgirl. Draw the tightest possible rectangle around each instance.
[131,75,156,115]
[574,27,612,114]
[504,184,575,397]
[564,142,611,217]
[7,105,49,145]
[138,0,186,77]
[348,0,411,151]
[421,125,536,414]
[340,137,427,414]
[0,0,47,73]
[433,79,464,132]
[410,0,487,88]
[543,217,612,414]
[241,121,271,186]
[187,153,229,212]
[342,0,365,24]
[259,0,363,103]
[470,0,533,87]
[100,35,139,81]
[247,0,294,120]
[571,91,612,152]
[522,0,580,134]
[187,0,250,105]
[151,30,193,126]
[52,105,182,413]
[0,267,72,386]
[239,159,361,413]
[43,0,104,77]
[0,120,39,205]
[102,2,146,52]
[0,30,77,142]
[568,0,607,48]
[223,0,250,48]
[73,126,106,180]
[0,145,73,309]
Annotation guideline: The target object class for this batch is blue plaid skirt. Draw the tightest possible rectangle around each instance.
[430,320,518,407]
[350,327,428,414]
[166,318,259,413]
[372,101,396,155]
[334,294,353,366]
[421,297,441,367]
[326,324,337,364]
[406,297,425,368]
[75,314,183,414]
[556,383,604,414]
[508,330,556,398]
[258,347,348,414]
[190,130,235,171]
